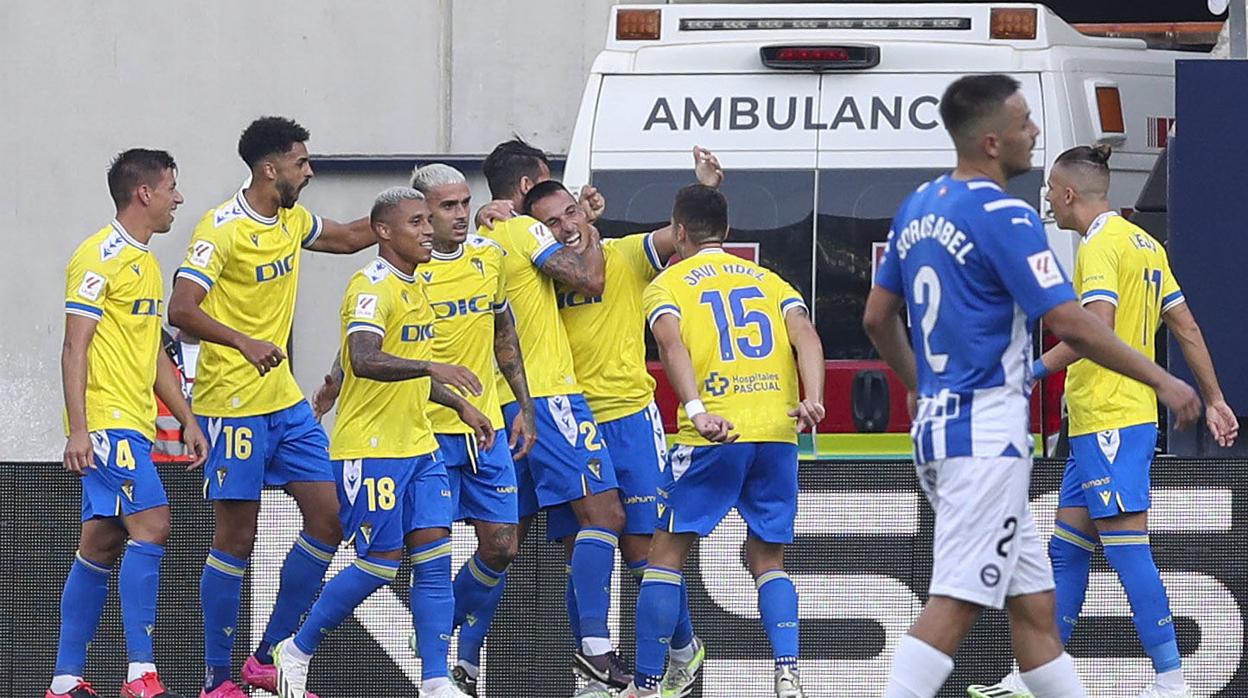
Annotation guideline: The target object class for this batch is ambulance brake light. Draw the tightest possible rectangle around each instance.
[617,9,661,41]
[1095,86,1125,133]
[990,7,1037,40]
[760,45,880,71]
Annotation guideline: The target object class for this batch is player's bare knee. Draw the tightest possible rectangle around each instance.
[304,512,343,548]
[478,523,519,570]
[744,537,785,576]
[126,506,172,546]
[574,490,625,532]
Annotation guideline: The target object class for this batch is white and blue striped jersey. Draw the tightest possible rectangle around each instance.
[875,176,1076,462]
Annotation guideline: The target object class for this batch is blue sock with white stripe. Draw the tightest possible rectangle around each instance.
[410,538,455,680]
[630,558,694,651]
[635,567,684,689]
[257,532,336,663]
[453,554,507,666]
[294,555,398,655]
[1101,530,1181,673]
[54,552,112,677]
[565,563,582,649]
[119,540,164,664]
[202,549,247,690]
[571,527,618,652]
[1049,521,1097,644]
[757,570,799,670]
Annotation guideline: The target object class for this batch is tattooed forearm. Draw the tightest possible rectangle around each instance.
[539,244,604,296]
[428,380,466,410]
[347,332,433,382]
[493,310,533,407]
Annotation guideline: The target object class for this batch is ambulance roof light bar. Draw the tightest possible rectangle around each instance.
[679,17,972,32]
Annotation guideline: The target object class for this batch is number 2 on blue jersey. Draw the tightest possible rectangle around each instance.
[700,286,774,360]
[913,266,949,373]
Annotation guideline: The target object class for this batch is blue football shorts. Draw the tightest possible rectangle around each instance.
[198,400,334,501]
[81,429,168,522]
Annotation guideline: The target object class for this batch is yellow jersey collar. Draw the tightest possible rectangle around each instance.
[377,256,416,283]
[692,247,727,257]
[1085,210,1119,242]
[432,244,464,261]
[110,219,149,252]
[235,191,279,226]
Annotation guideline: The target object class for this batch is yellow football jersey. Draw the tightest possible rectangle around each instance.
[478,216,579,403]
[1066,212,1184,436]
[644,249,806,445]
[176,192,322,417]
[559,233,664,422]
[330,258,439,460]
[423,236,508,433]
[63,222,165,440]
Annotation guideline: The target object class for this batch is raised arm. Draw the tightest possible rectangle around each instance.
[784,306,826,431]
[61,315,99,474]
[493,308,536,457]
[168,278,287,376]
[1164,302,1238,446]
[652,313,736,443]
[651,146,726,263]
[306,216,376,254]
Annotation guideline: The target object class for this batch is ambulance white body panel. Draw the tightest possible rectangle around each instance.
[564,3,1188,448]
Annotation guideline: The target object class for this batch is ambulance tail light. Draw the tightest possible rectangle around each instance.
[990,7,1037,40]
[617,9,661,41]
[760,45,880,71]
[1095,86,1125,133]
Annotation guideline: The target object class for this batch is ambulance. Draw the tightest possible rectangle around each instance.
[563,2,1202,457]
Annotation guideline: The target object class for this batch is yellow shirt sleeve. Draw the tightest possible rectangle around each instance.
[285,203,325,248]
[513,217,564,266]
[1159,248,1185,313]
[774,277,808,317]
[492,247,509,311]
[1077,240,1120,307]
[615,233,665,281]
[64,246,112,320]
[342,276,392,338]
[643,276,681,327]
[177,220,236,291]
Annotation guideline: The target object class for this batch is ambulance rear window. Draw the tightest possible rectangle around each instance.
[592,167,1042,360]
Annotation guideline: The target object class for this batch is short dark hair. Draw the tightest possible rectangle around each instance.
[939,74,1021,148]
[672,185,728,243]
[521,180,572,216]
[483,138,549,199]
[107,148,176,208]
[1055,144,1112,170]
[238,116,310,169]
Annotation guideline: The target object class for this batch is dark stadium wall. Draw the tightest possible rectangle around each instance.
[4,459,1246,697]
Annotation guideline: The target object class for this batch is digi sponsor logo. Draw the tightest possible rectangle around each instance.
[557,291,603,309]
[431,295,493,318]
[255,253,295,282]
[401,324,436,342]
[130,298,163,316]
